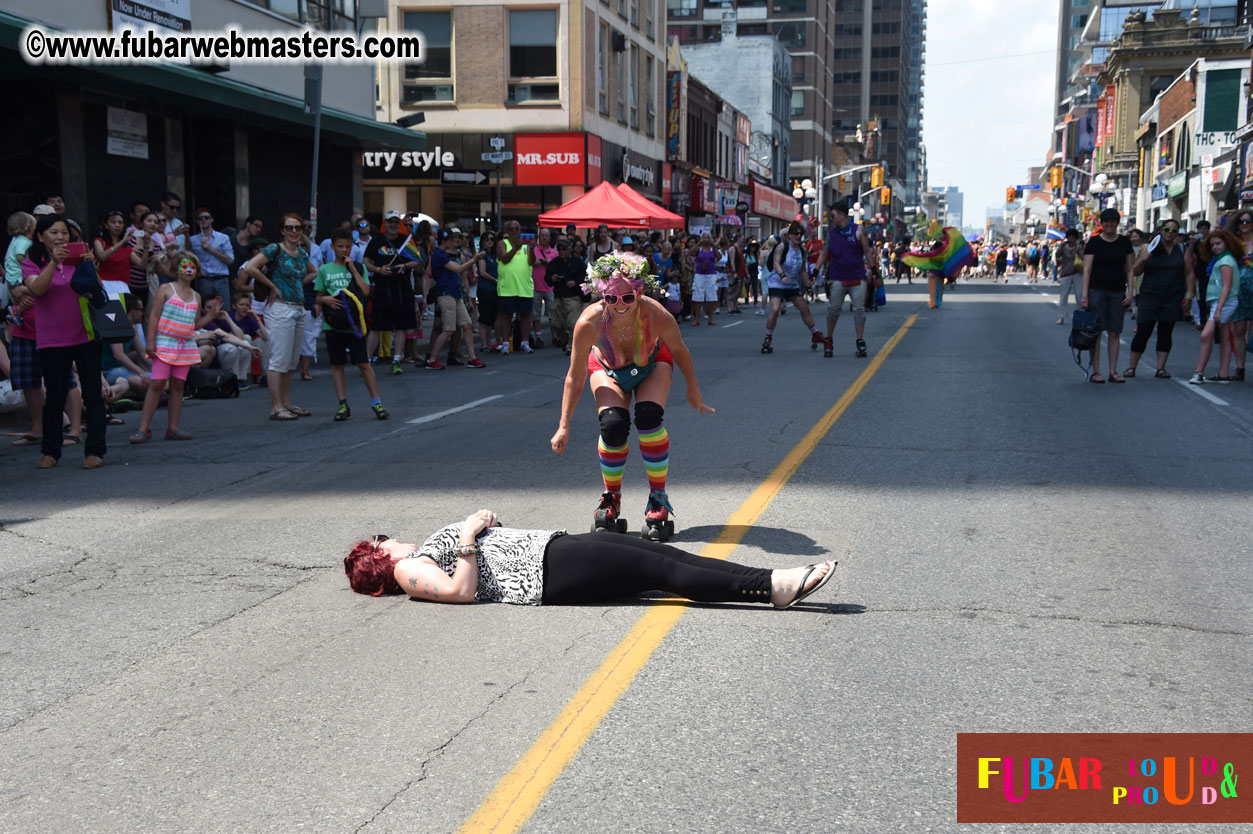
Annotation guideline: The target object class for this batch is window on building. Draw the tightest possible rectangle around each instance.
[643,0,654,39]
[645,54,655,137]
[619,0,627,18]
[617,47,626,122]
[738,22,769,35]
[402,10,453,103]
[508,9,559,102]
[791,90,804,117]
[629,45,639,129]
[599,23,609,115]
[667,0,698,19]
[792,56,806,86]
[774,21,805,47]
[772,0,807,13]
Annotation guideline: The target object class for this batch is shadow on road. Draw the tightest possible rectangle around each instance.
[671,524,828,557]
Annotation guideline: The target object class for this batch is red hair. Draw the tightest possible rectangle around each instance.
[344,540,402,596]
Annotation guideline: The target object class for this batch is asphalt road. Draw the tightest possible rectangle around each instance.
[2,274,1250,833]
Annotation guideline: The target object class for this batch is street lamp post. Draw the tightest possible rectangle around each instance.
[792,178,818,226]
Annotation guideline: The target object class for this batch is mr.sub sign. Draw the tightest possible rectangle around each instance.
[514,133,586,186]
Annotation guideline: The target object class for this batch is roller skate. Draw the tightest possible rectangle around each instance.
[760,334,773,354]
[823,337,833,358]
[591,491,627,534]
[641,489,675,542]
[855,338,868,359]
[811,331,824,351]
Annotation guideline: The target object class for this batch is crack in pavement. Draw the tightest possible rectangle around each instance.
[353,671,535,833]
[864,604,1252,637]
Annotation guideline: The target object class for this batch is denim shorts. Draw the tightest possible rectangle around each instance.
[1088,288,1127,334]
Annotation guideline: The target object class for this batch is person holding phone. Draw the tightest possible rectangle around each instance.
[21,214,109,469]
[92,210,133,296]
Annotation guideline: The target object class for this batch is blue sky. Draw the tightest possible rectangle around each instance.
[923,0,1060,227]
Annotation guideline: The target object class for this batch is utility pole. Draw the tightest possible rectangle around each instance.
[304,64,323,241]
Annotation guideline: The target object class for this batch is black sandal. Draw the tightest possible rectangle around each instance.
[1123,367,1135,378]
[1155,368,1171,379]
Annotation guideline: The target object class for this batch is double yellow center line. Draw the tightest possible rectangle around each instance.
[458,314,918,833]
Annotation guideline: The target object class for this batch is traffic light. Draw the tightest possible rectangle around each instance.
[881,186,891,205]
[1006,187,1016,204]
[1050,166,1064,189]
[837,176,846,192]
[871,167,884,188]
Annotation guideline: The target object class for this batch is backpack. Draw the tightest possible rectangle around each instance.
[184,366,240,399]
[1027,245,1039,259]
[1068,309,1100,377]
[321,287,369,337]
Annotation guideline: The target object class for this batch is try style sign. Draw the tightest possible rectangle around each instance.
[362,149,457,174]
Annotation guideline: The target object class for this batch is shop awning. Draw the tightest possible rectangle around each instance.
[615,184,685,229]
[0,9,425,151]
[537,182,654,229]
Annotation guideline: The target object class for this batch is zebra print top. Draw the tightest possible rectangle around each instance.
[415,524,567,605]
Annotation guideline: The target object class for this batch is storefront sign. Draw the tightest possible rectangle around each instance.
[1167,170,1187,198]
[362,148,456,175]
[514,132,585,186]
[587,134,602,186]
[1095,95,1106,148]
[751,181,798,220]
[621,150,655,189]
[1196,131,1239,150]
[106,107,148,160]
[111,0,191,33]
[735,114,751,148]
[661,162,672,206]
[666,72,682,161]
[1103,86,1116,146]
[1151,181,1168,202]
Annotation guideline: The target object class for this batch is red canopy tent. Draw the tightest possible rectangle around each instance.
[614,183,685,230]
[537,181,653,229]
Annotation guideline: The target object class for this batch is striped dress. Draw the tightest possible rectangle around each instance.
[154,290,200,366]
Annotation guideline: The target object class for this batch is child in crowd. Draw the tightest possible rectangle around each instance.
[664,268,682,319]
[202,294,263,388]
[315,228,389,421]
[130,254,213,443]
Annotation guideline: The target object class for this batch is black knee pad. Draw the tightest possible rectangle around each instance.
[598,406,631,447]
[634,401,665,432]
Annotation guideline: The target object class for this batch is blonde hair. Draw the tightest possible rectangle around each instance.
[7,211,35,238]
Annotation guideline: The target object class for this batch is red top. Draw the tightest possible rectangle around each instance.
[95,237,132,284]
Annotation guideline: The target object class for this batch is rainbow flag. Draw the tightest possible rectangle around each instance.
[398,235,426,264]
[1045,224,1066,241]
[902,228,975,278]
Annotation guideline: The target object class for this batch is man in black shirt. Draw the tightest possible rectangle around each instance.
[547,237,587,355]
[363,210,420,375]
[1081,208,1136,383]
[1189,219,1212,324]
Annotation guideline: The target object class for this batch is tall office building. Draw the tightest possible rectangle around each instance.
[829,0,928,206]
[1054,0,1096,121]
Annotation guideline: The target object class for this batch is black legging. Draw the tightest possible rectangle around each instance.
[1130,318,1175,355]
[541,533,773,605]
[39,341,106,460]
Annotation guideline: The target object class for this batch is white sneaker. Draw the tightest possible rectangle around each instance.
[497,342,510,355]
[519,342,533,354]
[755,309,765,316]
[1188,373,1204,385]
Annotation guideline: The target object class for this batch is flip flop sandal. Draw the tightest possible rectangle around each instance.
[1155,368,1172,379]
[63,435,81,445]
[1123,368,1135,378]
[10,434,40,446]
[777,561,838,609]
[107,416,125,425]
[269,409,298,421]
[288,406,312,417]
[1089,375,1106,384]
[1109,374,1126,383]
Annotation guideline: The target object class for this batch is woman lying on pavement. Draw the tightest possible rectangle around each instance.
[344,509,836,609]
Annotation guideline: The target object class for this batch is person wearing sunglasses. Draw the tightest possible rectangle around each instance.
[1081,208,1135,383]
[344,510,836,609]
[550,253,714,542]
[762,222,825,354]
[241,213,317,420]
[1228,212,1253,382]
[1125,221,1193,378]
[187,208,234,306]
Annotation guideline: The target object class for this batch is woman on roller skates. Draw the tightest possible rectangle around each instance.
[550,252,714,542]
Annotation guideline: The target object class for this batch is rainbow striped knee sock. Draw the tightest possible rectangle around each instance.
[638,424,669,492]
[598,437,629,493]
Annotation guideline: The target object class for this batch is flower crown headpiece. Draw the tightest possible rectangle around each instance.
[581,252,659,297]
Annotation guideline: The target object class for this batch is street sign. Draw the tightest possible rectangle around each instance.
[441,169,489,186]
[489,136,506,151]
[1016,184,1042,190]
[481,151,513,164]
[1201,153,1214,167]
